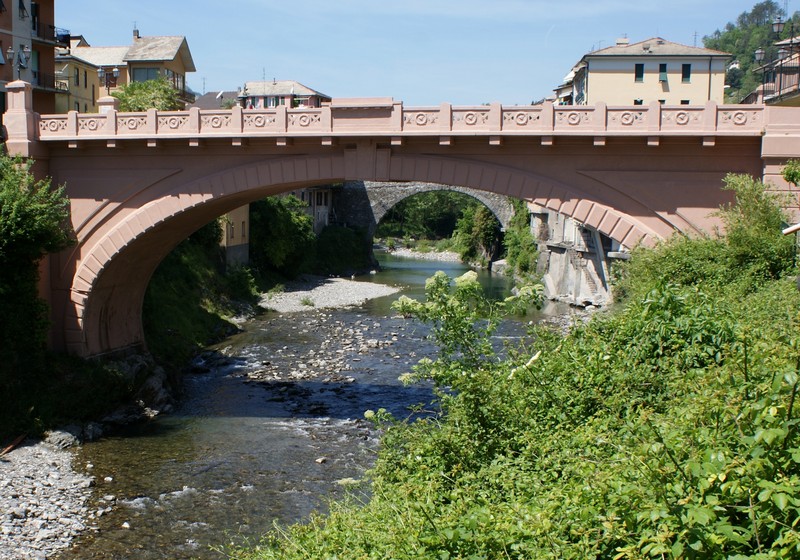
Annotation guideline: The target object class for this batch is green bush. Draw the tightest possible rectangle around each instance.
[143,220,242,371]
[249,195,316,278]
[614,173,796,303]
[503,198,539,277]
[228,173,800,559]
[0,154,76,438]
[452,203,503,265]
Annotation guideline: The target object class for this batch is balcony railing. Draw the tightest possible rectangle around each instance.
[32,71,68,92]
[31,24,70,46]
[745,54,800,104]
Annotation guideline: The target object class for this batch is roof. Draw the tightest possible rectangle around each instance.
[775,35,800,47]
[125,36,196,72]
[586,37,730,58]
[243,80,330,99]
[72,46,129,67]
[69,34,196,72]
[190,91,239,110]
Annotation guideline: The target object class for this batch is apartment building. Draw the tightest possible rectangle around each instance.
[239,79,330,109]
[54,43,99,112]
[555,37,730,106]
[0,0,69,115]
[66,28,196,107]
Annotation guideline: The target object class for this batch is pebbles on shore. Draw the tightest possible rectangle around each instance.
[386,247,461,262]
[260,275,401,313]
[0,441,94,560]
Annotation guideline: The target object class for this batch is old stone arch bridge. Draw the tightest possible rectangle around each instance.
[334,181,515,237]
[4,81,800,357]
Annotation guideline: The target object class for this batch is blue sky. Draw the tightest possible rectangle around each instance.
[57,0,779,106]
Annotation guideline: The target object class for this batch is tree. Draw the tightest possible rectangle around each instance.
[0,153,73,424]
[376,191,476,239]
[112,77,183,111]
[452,203,503,265]
[503,198,539,276]
[249,195,316,278]
[703,1,791,102]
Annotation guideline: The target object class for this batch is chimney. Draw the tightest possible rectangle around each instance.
[133,27,140,40]
[616,37,630,47]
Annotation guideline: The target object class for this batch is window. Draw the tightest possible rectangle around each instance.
[659,63,668,82]
[682,63,691,83]
[658,99,666,105]
[30,1,38,31]
[84,103,87,112]
[634,63,644,82]
[83,70,87,88]
[241,221,246,239]
[74,101,79,111]
[18,0,28,19]
[680,99,690,105]
[633,99,643,105]
[131,67,160,82]
[230,223,235,239]
[91,85,95,104]
[73,67,79,86]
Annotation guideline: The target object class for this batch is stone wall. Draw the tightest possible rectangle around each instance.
[529,203,629,307]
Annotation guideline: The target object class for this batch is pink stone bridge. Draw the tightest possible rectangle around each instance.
[4,81,800,357]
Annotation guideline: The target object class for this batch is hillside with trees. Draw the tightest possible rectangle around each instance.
[704,1,797,102]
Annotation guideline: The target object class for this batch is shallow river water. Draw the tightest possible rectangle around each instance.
[56,254,566,559]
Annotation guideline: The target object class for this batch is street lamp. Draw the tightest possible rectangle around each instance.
[6,45,31,80]
[97,66,119,94]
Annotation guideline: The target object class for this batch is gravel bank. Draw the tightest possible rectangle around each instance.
[260,275,401,313]
[0,440,94,560]
[387,247,461,262]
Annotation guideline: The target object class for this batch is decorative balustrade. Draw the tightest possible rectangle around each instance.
[32,101,766,143]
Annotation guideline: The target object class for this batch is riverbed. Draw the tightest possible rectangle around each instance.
[42,252,568,559]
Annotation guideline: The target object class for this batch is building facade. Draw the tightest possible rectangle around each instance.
[0,0,69,115]
[54,46,100,112]
[239,80,330,109]
[746,34,800,106]
[67,29,195,106]
[556,37,730,106]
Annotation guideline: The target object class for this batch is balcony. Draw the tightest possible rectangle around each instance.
[745,52,800,106]
[31,24,70,47]
[32,71,69,93]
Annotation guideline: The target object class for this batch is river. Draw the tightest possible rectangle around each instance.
[55,253,567,559]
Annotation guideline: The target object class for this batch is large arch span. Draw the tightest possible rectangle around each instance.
[51,146,750,356]
[5,82,795,356]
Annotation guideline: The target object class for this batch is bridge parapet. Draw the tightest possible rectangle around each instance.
[21,93,766,145]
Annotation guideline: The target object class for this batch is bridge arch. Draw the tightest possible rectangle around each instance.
[65,149,657,356]
[332,180,517,240]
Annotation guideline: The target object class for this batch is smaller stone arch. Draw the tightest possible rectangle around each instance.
[333,180,516,237]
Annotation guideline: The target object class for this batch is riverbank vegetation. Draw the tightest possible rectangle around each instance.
[230,173,800,558]
[0,154,134,440]
[143,194,373,371]
[376,191,538,274]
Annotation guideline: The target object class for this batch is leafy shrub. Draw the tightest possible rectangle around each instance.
[249,195,315,278]
[0,154,74,438]
[230,174,800,560]
[614,173,795,303]
[503,197,539,277]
